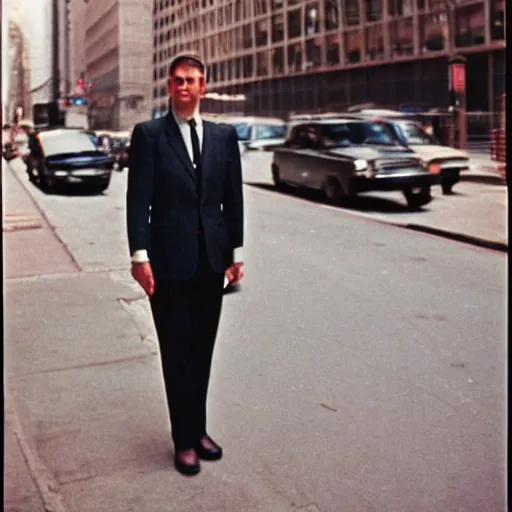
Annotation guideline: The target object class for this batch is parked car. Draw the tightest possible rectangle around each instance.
[26,128,115,193]
[219,116,287,152]
[271,118,435,210]
[348,109,470,194]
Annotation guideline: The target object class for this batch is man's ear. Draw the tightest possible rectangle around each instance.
[199,76,206,98]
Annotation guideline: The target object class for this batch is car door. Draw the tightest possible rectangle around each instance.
[296,125,325,189]
[274,125,307,185]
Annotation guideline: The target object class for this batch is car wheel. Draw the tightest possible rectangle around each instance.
[39,170,55,193]
[403,186,432,210]
[322,176,345,205]
[271,164,287,191]
[441,180,456,195]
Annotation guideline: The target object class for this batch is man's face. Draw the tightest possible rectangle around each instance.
[168,63,206,110]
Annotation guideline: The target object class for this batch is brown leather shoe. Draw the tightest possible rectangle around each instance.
[195,435,223,461]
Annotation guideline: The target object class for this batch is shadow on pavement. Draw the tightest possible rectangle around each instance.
[247,182,432,215]
[27,181,109,197]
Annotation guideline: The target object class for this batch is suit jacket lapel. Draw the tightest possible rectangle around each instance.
[163,112,197,184]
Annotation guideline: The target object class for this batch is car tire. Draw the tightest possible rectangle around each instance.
[403,186,431,210]
[39,169,55,193]
[441,180,456,195]
[322,176,345,205]
[271,164,287,191]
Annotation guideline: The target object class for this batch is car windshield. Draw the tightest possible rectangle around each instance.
[254,124,286,140]
[39,131,98,156]
[231,123,251,141]
[321,121,398,147]
[396,121,435,145]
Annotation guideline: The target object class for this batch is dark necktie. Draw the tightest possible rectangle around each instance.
[188,118,202,184]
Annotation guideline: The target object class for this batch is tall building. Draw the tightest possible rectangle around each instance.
[151,0,505,118]
[69,0,88,88]
[6,19,32,123]
[83,0,153,130]
[2,0,33,122]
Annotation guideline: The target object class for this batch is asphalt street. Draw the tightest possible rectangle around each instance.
[4,156,507,512]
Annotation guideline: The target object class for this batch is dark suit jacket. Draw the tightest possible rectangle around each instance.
[126,112,244,280]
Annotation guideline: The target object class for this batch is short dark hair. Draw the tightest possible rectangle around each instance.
[168,54,206,77]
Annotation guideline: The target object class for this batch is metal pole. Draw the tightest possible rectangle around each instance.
[65,0,71,96]
[52,0,60,101]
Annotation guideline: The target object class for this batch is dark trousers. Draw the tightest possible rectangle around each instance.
[149,235,224,449]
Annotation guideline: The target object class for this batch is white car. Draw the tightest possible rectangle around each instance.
[215,116,287,153]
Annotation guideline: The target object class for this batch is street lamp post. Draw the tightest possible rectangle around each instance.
[444,0,467,150]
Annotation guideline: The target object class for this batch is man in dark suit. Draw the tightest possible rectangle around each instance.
[126,53,244,476]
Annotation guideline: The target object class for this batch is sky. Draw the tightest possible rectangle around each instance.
[2,0,54,108]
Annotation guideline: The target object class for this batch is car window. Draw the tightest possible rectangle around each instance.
[321,121,397,147]
[254,124,286,140]
[39,131,98,156]
[285,126,303,148]
[231,123,251,141]
[396,122,435,145]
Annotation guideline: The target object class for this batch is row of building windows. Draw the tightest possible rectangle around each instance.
[153,1,503,56]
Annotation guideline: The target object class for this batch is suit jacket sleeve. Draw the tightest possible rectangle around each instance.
[223,126,244,252]
[126,123,155,256]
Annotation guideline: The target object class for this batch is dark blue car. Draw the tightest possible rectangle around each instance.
[27,129,115,193]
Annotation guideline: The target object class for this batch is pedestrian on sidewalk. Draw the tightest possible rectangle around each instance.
[126,52,244,476]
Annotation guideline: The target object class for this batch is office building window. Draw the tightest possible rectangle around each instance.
[490,0,505,40]
[324,0,340,31]
[305,37,323,69]
[256,18,269,47]
[305,3,320,35]
[255,0,268,16]
[272,46,285,75]
[235,58,242,79]
[326,34,341,65]
[288,9,302,39]
[455,2,485,47]
[256,51,269,76]
[272,13,285,43]
[343,0,360,26]
[365,25,385,61]
[287,42,303,72]
[366,0,383,22]
[243,55,253,78]
[390,17,414,56]
[243,24,253,49]
[418,12,446,52]
[344,29,361,63]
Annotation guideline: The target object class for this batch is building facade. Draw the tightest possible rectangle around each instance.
[5,20,32,123]
[82,0,153,130]
[151,0,505,118]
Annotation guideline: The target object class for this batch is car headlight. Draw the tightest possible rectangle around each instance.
[354,159,375,177]
[354,159,368,171]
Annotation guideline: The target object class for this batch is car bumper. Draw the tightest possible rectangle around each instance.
[429,161,469,183]
[51,170,112,184]
[351,172,435,193]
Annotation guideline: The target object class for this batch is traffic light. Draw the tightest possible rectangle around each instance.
[72,97,86,106]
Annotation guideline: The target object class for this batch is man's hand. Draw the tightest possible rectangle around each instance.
[225,262,244,286]
[131,262,155,296]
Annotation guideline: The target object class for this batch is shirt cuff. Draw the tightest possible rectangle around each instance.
[234,246,244,263]
[131,249,149,263]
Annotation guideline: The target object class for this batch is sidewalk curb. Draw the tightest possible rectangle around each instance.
[403,223,508,252]
[5,390,69,512]
[461,174,507,186]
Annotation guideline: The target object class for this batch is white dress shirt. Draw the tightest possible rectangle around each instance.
[131,108,243,264]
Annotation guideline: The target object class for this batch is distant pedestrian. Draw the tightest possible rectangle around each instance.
[126,52,244,476]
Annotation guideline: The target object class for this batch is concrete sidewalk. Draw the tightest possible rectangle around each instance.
[3,160,80,512]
